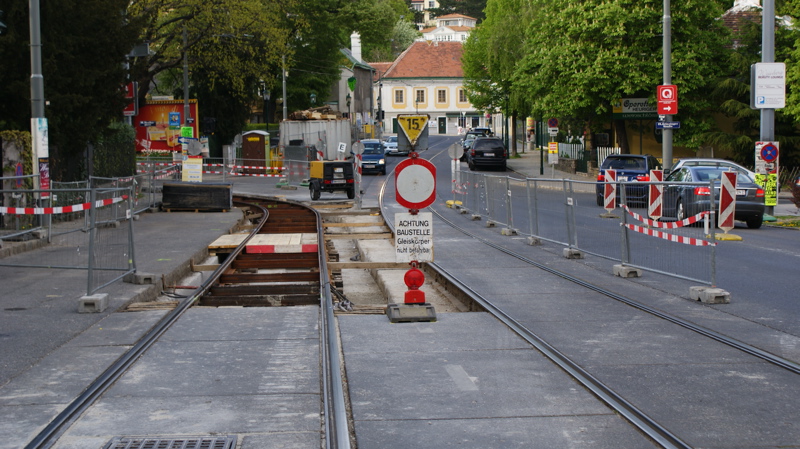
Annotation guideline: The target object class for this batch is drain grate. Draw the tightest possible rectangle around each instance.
[103,436,237,449]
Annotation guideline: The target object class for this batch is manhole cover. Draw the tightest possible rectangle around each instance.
[103,436,237,449]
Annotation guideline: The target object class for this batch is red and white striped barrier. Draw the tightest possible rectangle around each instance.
[603,169,617,212]
[227,172,286,178]
[624,205,708,229]
[622,223,715,247]
[718,171,737,232]
[648,170,663,220]
[0,196,128,215]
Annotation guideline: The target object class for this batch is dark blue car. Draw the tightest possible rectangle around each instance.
[359,139,386,175]
[596,154,662,206]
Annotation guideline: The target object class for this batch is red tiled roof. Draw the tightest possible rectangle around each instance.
[369,62,393,81]
[436,13,476,20]
[382,41,464,79]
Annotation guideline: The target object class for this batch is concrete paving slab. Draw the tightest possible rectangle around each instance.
[523,316,751,366]
[353,415,657,449]
[62,394,321,437]
[0,403,64,449]
[0,344,129,406]
[588,362,800,448]
[64,310,168,347]
[239,432,322,449]
[345,348,610,421]
[339,313,530,354]
[108,338,319,396]
[162,306,319,342]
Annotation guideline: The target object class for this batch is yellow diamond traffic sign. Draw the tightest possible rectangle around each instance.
[397,115,429,146]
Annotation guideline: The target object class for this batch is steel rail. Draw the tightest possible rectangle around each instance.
[24,199,269,449]
[26,196,352,449]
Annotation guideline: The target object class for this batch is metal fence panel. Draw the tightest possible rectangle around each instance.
[0,187,135,295]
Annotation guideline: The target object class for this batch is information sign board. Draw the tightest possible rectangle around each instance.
[395,212,433,263]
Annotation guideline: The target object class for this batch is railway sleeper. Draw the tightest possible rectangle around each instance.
[197,293,319,307]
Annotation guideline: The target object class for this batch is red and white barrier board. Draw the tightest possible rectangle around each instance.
[0,196,127,215]
[648,170,663,220]
[718,171,737,232]
[604,169,617,212]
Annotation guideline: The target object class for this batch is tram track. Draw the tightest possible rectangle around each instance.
[377,146,800,448]
[25,196,350,449]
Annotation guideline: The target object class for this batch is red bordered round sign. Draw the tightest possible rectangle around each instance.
[395,157,436,209]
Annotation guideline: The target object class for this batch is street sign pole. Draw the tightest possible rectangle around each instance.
[662,0,673,171]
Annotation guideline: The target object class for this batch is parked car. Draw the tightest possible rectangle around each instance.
[596,154,662,206]
[459,135,478,161]
[359,139,386,175]
[383,136,405,156]
[466,136,507,171]
[472,126,493,137]
[662,166,765,229]
[670,158,756,180]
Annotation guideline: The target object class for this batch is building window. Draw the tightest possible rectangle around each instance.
[437,89,447,103]
[415,89,425,104]
[458,89,467,103]
[395,90,404,103]
[428,1,435,8]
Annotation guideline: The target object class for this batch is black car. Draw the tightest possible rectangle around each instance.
[596,154,662,206]
[662,166,765,229]
[359,139,386,175]
[466,136,507,171]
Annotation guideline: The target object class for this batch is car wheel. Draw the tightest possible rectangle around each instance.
[468,160,476,171]
[746,215,763,229]
[596,195,604,207]
[347,187,355,199]
[310,182,321,201]
[381,168,386,175]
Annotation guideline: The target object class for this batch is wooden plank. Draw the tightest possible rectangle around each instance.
[323,222,387,228]
[324,232,393,240]
[328,261,411,270]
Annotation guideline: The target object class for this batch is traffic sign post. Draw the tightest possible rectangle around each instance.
[388,149,437,323]
[754,141,779,208]
[657,85,678,115]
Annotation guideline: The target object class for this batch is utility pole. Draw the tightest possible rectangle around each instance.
[183,28,190,126]
[661,0,673,171]
[282,55,288,120]
[761,0,775,142]
[29,0,49,200]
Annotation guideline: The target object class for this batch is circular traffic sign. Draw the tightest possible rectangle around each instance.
[395,157,436,209]
[547,118,559,128]
[760,143,778,162]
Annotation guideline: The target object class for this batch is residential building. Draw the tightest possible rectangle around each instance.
[410,0,439,28]
[372,40,487,136]
[420,14,477,42]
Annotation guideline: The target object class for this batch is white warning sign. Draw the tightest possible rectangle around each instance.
[395,212,434,263]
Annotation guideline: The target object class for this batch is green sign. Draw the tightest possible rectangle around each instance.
[347,76,357,91]
[181,126,194,138]
[754,173,778,207]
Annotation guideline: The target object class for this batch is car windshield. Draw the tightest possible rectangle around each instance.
[692,168,750,184]
[363,145,382,154]
[604,157,646,170]
[386,137,397,143]
[473,140,503,151]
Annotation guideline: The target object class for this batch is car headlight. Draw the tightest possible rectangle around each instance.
[379,158,385,165]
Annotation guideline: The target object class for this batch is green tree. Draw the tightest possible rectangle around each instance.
[514,0,731,153]
[462,0,530,154]
[0,0,142,181]
[708,12,800,166]
[428,0,487,21]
